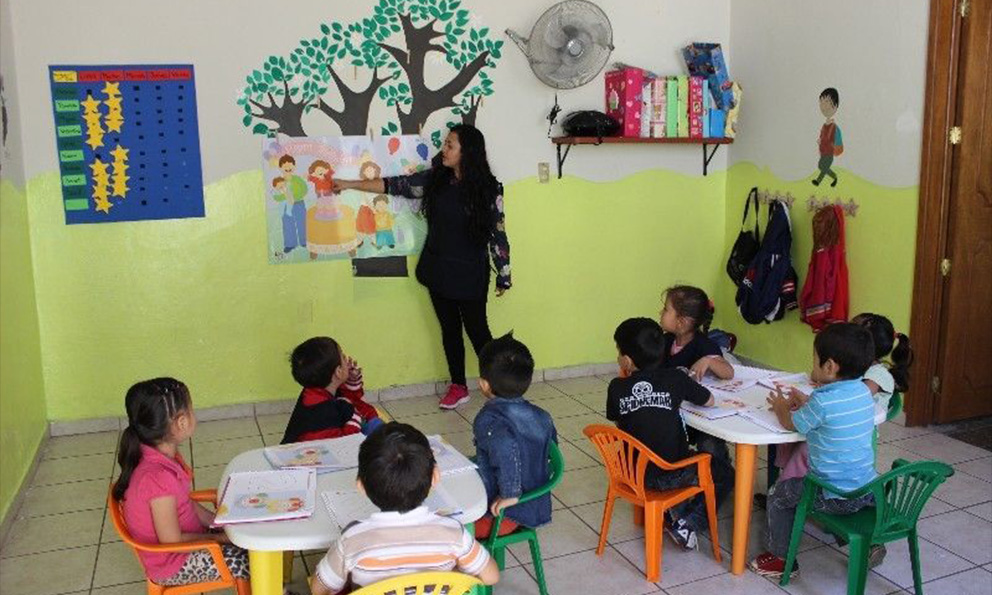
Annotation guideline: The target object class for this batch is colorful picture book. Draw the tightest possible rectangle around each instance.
[263,434,365,472]
[758,373,819,397]
[681,395,751,420]
[213,468,316,526]
[427,435,478,476]
[321,485,462,529]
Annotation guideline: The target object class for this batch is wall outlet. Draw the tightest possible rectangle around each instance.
[538,162,550,183]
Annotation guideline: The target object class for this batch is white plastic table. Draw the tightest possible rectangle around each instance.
[682,385,887,575]
[220,446,489,595]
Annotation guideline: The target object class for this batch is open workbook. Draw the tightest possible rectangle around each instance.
[321,485,463,529]
[213,468,317,526]
[263,434,365,472]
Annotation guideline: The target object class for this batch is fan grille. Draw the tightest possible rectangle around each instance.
[525,0,614,89]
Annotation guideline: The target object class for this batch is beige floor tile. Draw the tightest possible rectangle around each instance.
[0,509,104,557]
[777,545,902,595]
[93,540,148,588]
[717,509,823,558]
[381,394,446,419]
[554,467,609,507]
[492,565,539,594]
[535,395,598,421]
[551,494,567,511]
[0,545,97,595]
[890,434,991,465]
[569,436,605,465]
[193,417,262,443]
[506,509,599,561]
[666,566,793,595]
[875,443,926,473]
[44,431,119,459]
[263,432,283,446]
[557,440,599,472]
[32,451,117,486]
[571,498,643,544]
[613,536,728,589]
[192,463,229,492]
[876,422,933,444]
[916,567,992,595]
[525,382,567,400]
[918,510,992,565]
[570,391,607,416]
[865,535,974,589]
[20,478,109,517]
[931,470,992,508]
[402,411,472,436]
[90,582,149,595]
[522,548,660,595]
[554,412,610,443]
[191,435,263,467]
[964,501,992,522]
[439,430,476,458]
[256,412,291,436]
[547,376,609,397]
[955,457,992,483]
[102,509,122,543]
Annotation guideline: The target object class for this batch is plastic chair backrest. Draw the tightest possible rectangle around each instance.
[867,459,953,541]
[349,571,482,595]
[582,425,672,501]
[886,392,903,422]
[486,441,564,542]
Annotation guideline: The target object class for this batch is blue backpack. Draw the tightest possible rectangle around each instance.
[735,200,798,324]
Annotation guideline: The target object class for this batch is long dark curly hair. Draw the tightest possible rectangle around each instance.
[423,124,498,244]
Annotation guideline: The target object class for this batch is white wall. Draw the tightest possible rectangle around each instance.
[6,0,731,185]
[1,0,26,186]
[727,0,929,186]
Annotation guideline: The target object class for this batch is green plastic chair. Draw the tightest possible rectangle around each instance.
[481,441,564,595]
[872,392,904,451]
[780,458,954,595]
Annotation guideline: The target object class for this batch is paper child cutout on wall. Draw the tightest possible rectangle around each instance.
[273,155,309,253]
[373,195,396,249]
[306,159,359,259]
[355,160,381,249]
[813,87,843,187]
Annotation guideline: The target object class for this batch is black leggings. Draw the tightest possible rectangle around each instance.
[429,292,493,386]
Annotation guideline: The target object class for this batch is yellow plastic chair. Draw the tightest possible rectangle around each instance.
[344,572,482,595]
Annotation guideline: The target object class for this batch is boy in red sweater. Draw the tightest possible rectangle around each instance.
[281,336,381,444]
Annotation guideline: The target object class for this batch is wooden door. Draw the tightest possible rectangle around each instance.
[934,0,992,423]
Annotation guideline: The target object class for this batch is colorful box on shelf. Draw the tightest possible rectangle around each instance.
[605,66,646,137]
[682,42,735,110]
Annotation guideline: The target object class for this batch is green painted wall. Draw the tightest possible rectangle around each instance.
[0,179,48,521]
[714,162,919,373]
[28,169,727,421]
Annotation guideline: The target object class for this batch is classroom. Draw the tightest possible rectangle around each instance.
[1,0,989,594]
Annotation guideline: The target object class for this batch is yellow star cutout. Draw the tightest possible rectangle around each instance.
[112,185,129,198]
[80,95,102,113]
[104,97,123,107]
[102,82,121,97]
[112,174,130,186]
[105,118,124,133]
[83,112,103,126]
[85,135,105,150]
[94,197,113,213]
[109,145,129,162]
[92,185,110,201]
[90,159,110,174]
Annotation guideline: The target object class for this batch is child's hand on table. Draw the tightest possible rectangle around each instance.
[490,497,520,517]
[785,387,809,410]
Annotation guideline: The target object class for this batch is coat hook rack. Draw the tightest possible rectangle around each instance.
[756,189,795,209]
[806,195,859,217]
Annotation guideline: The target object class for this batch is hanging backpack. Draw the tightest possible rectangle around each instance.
[735,200,799,324]
[799,204,849,331]
[726,187,761,286]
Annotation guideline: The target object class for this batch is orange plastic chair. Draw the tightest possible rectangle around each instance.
[583,425,721,582]
[107,484,251,595]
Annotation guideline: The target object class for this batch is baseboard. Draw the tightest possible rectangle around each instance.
[0,426,49,549]
[46,361,617,435]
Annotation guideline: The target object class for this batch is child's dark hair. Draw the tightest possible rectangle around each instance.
[614,317,665,370]
[113,378,192,501]
[478,332,535,397]
[357,422,435,512]
[820,87,840,107]
[290,337,341,388]
[271,177,284,187]
[663,285,715,334]
[373,195,389,206]
[278,154,296,167]
[851,313,914,391]
[813,323,875,380]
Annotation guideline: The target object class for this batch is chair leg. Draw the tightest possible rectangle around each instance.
[282,550,294,584]
[644,502,663,583]
[633,503,645,526]
[908,531,924,595]
[847,536,870,595]
[235,577,252,595]
[704,483,722,562]
[492,542,507,570]
[529,536,550,595]
[597,493,616,555]
[146,580,165,595]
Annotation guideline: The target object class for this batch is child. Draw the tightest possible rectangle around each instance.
[113,378,250,586]
[659,285,734,381]
[310,422,499,594]
[852,312,913,411]
[275,155,309,253]
[750,322,877,579]
[472,333,557,538]
[608,318,734,549]
[372,195,396,249]
[812,87,843,187]
[281,336,381,444]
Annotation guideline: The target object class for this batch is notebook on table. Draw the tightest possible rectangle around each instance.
[321,485,462,529]
[263,434,366,472]
[758,373,819,397]
[427,435,478,476]
[681,395,752,420]
[738,408,793,434]
[213,468,317,526]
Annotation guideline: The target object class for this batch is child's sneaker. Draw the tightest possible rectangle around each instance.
[749,552,799,579]
[665,517,698,550]
[439,384,470,409]
[868,544,887,568]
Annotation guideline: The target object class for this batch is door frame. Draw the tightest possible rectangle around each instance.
[907,0,964,426]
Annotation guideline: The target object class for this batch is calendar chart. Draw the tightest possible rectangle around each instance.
[48,64,204,224]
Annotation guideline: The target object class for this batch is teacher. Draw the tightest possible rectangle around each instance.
[333,124,511,410]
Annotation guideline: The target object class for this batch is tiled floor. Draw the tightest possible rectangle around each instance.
[2,376,991,595]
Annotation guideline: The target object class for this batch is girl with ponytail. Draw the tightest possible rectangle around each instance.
[114,378,250,585]
[659,285,735,381]
[852,313,914,411]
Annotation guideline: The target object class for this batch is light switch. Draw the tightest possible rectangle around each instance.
[538,162,550,183]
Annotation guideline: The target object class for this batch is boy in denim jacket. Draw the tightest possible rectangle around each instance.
[472,333,557,538]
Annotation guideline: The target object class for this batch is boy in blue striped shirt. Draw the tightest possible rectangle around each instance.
[750,323,877,579]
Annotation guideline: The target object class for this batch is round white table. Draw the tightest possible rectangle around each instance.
[682,385,887,575]
[220,446,488,595]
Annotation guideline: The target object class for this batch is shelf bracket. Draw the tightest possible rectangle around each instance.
[702,143,721,176]
[556,142,573,179]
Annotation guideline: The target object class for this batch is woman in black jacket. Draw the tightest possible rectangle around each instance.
[334,124,511,409]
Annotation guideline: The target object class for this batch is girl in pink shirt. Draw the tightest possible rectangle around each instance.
[113,378,250,585]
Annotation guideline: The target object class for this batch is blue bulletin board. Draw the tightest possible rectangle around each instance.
[48,64,204,224]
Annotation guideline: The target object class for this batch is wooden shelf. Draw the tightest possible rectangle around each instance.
[551,136,734,177]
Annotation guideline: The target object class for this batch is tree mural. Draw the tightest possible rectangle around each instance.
[237,0,503,147]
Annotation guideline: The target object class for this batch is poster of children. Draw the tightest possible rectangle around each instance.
[262,135,431,265]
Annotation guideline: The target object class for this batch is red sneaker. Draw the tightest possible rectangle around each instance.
[439,384,470,409]
[749,552,799,579]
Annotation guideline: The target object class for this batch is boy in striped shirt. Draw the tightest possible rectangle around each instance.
[750,323,877,579]
[311,422,499,595]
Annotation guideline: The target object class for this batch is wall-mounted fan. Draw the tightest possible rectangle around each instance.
[506,0,614,90]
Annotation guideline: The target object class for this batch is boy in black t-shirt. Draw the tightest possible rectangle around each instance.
[607,318,735,550]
